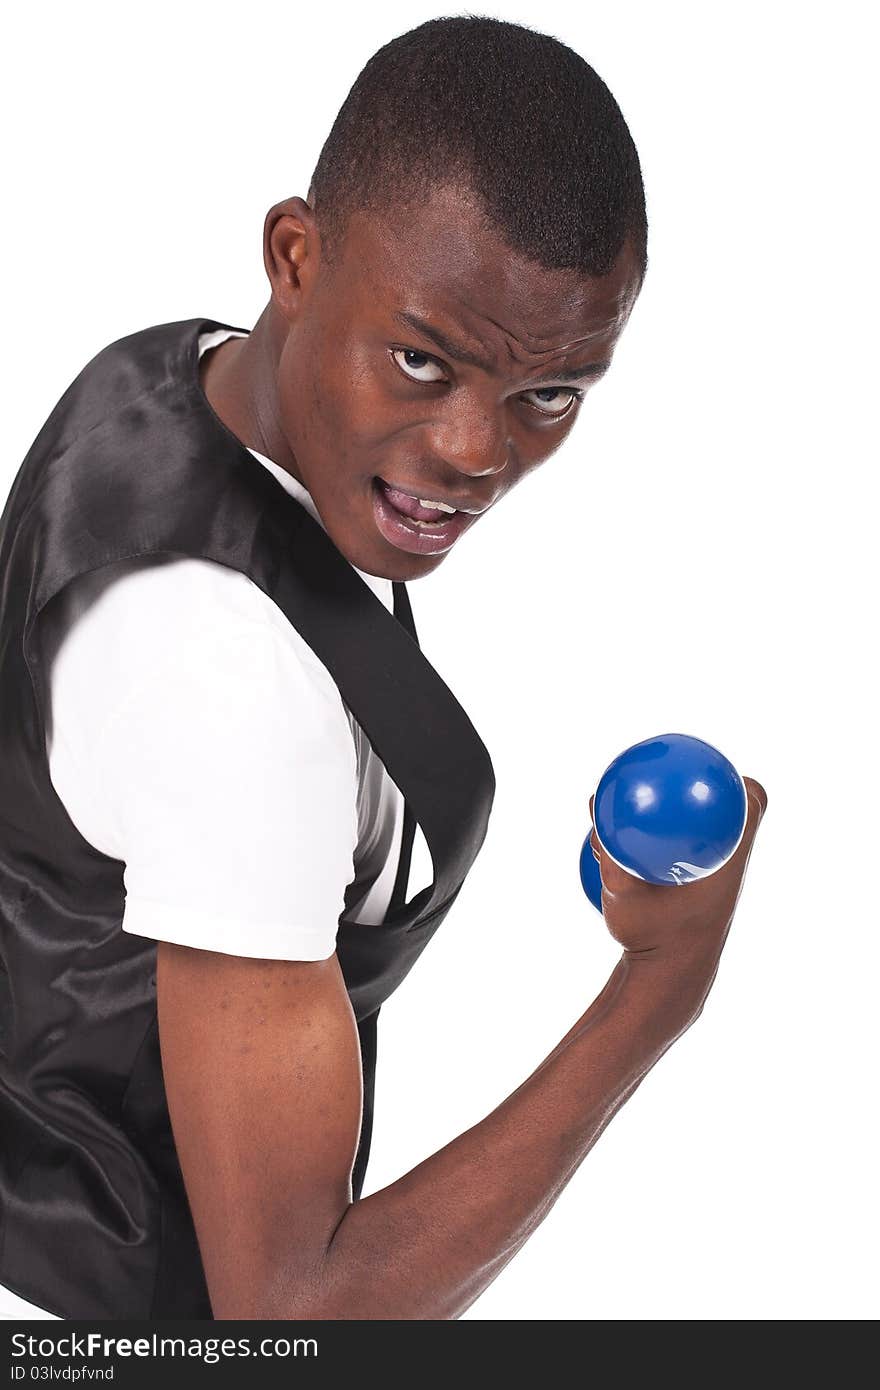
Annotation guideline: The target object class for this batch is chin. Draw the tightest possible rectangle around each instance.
[349,541,446,584]
[324,496,451,583]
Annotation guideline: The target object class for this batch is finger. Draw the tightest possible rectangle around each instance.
[743,775,768,820]
[725,777,767,878]
[589,829,635,894]
[588,796,646,891]
[740,777,768,847]
[588,796,602,861]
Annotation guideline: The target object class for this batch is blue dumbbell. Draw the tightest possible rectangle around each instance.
[580,733,748,913]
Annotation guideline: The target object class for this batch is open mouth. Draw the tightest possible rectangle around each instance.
[371,477,475,555]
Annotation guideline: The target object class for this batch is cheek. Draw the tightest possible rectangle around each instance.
[290,389,400,500]
[328,356,409,463]
[277,352,348,459]
[498,425,572,494]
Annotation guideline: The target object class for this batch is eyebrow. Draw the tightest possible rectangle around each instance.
[394,311,610,383]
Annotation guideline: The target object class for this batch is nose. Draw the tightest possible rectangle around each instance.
[427,399,510,479]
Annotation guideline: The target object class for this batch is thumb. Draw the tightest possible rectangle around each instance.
[742,776,769,842]
[730,775,768,871]
[743,776,768,822]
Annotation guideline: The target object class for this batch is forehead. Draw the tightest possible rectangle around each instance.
[327,184,641,358]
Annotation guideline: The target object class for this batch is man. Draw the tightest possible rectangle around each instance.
[0,17,766,1320]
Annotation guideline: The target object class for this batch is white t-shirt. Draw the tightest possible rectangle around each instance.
[0,328,414,1319]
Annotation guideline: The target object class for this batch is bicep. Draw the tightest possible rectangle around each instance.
[156,941,363,1318]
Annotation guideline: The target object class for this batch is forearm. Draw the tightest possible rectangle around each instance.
[289,944,718,1320]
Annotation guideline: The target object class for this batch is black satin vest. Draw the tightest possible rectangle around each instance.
[0,317,495,1319]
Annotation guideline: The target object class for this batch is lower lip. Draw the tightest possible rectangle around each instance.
[371,479,475,555]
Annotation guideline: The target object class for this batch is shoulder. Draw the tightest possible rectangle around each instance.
[45,554,356,776]
[48,553,344,700]
[45,553,361,883]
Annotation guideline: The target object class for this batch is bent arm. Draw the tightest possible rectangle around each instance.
[158,937,712,1322]
[298,949,708,1320]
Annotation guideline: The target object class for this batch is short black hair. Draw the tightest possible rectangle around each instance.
[309,15,648,283]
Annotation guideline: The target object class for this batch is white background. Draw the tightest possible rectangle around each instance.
[3,0,877,1321]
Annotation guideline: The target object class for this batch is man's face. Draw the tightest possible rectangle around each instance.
[275,183,642,581]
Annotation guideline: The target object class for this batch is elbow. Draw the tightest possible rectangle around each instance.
[209,1257,360,1322]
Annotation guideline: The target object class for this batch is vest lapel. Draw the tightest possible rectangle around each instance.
[387,581,419,917]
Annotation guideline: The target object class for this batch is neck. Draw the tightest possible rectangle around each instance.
[200,302,304,486]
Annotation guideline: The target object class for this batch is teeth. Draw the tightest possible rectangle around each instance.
[418,498,456,513]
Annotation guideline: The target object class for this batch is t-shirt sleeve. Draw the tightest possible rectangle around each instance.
[45,556,359,961]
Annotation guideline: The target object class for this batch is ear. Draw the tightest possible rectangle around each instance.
[262,195,322,323]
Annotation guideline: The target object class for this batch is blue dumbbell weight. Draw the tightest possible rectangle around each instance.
[580,733,748,914]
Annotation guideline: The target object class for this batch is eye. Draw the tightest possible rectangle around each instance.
[520,386,584,419]
[391,348,448,383]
